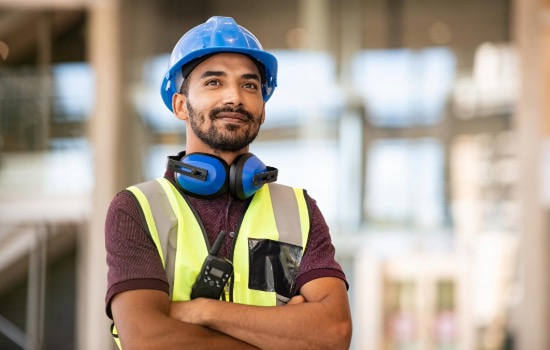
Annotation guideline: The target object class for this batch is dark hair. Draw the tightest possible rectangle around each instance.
[178,55,213,96]
[179,75,191,96]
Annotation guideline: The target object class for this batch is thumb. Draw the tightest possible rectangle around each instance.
[287,295,306,305]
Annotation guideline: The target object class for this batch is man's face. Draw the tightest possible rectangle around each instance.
[178,53,266,153]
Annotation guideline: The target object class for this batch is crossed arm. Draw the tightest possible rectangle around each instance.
[111,277,352,350]
[112,288,259,349]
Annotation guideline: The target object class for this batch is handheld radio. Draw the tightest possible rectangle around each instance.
[190,230,234,300]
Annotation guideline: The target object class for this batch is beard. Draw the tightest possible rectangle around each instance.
[186,100,262,153]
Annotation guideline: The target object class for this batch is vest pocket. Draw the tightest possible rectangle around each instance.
[248,238,303,299]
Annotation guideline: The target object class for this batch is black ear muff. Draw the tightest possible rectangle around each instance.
[167,153,229,198]
[229,153,278,200]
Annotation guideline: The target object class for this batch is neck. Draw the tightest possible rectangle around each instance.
[185,145,248,165]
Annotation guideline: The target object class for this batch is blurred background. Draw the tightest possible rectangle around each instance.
[0,0,548,349]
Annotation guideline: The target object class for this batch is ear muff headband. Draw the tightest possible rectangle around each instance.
[167,153,229,198]
[167,152,278,199]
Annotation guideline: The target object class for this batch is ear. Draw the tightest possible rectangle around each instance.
[172,93,189,121]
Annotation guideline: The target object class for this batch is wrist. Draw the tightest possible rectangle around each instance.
[169,301,185,321]
[198,298,216,327]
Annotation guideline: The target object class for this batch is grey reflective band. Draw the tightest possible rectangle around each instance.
[267,183,305,305]
[268,183,303,247]
[132,180,178,297]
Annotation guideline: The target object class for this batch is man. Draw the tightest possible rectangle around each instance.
[105,16,352,350]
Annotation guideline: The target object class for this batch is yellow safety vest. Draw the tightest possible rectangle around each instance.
[111,178,310,348]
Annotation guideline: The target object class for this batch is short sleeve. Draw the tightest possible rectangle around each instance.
[295,194,348,292]
[104,191,169,319]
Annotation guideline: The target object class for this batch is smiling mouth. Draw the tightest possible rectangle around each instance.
[216,112,248,123]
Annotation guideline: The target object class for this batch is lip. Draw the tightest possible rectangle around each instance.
[216,112,248,122]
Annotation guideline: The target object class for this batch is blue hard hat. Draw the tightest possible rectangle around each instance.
[160,16,278,112]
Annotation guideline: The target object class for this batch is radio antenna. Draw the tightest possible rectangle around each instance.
[210,230,226,255]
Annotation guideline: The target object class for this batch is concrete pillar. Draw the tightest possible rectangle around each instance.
[297,0,331,51]
[79,1,123,349]
[36,12,52,151]
[26,226,47,350]
[337,0,366,230]
[295,0,332,137]
[514,0,550,348]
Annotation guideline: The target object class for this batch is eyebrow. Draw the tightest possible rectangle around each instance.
[200,70,225,79]
[242,73,261,82]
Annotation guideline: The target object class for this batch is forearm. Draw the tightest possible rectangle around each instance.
[194,300,349,350]
[118,313,257,350]
[170,279,352,350]
[111,290,258,350]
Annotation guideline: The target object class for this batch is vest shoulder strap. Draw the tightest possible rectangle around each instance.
[127,178,178,294]
[266,183,309,247]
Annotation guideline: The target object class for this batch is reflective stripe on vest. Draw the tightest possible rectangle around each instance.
[128,178,209,301]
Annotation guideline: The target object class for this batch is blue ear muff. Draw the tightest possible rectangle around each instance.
[229,153,278,200]
[167,153,229,198]
[167,152,277,199]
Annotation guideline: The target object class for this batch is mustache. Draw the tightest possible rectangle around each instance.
[209,106,254,122]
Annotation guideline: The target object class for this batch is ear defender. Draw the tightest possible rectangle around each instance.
[229,153,279,200]
[167,153,229,198]
[166,152,278,200]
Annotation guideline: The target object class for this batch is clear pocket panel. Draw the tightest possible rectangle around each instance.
[248,238,303,299]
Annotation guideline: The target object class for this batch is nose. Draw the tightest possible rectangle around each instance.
[222,83,244,107]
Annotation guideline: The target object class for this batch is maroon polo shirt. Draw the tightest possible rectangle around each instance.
[105,171,347,319]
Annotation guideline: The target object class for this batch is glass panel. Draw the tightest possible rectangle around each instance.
[365,138,444,228]
[138,54,186,133]
[52,62,94,122]
[352,47,456,127]
[264,50,344,128]
[0,64,93,197]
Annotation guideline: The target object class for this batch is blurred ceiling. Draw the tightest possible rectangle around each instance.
[0,0,511,68]
[0,9,85,66]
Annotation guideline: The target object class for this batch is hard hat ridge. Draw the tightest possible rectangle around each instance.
[160,16,278,112]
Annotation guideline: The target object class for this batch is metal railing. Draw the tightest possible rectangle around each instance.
[0,222,76,350]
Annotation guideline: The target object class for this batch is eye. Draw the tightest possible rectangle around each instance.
[243,82,259,90]
[205,79,221,86]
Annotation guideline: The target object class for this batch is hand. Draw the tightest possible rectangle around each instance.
[170,298,209,325]
[286,295,306,305]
